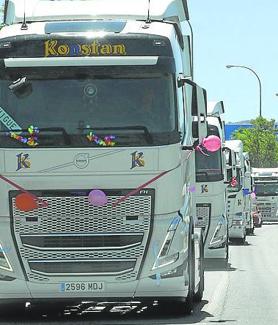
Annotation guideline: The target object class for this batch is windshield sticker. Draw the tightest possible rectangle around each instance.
[131,151,145,169]
[0,106,22,130]
[84,84,97,98]
[86,132,116,147]
[45,40,127,57]
[9,125,39,147]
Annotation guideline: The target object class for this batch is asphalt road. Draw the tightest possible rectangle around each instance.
[1,224,278,325]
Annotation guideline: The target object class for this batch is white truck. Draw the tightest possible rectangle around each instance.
[194,101,228,263]
[243,152,253,234]
[0,0,208,314]
[225,140,246,244]
[252,168,278,222]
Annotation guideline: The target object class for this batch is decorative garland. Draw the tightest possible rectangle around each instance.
[8,125,39,147]
[86,132,116,147]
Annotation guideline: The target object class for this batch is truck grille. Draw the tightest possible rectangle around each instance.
[21,233,144,250]
[10,189,154,282]
[257,202,278,220]
[28,259,136,276]
[196,203,211,228]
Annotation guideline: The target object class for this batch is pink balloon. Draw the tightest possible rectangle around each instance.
[88,190,108,207]
[202,135,221,152]
[250,192,256,200]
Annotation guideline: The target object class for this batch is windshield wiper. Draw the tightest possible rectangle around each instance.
[196,171,209,176]
[40,127,71,145]
[79,126,153,144]
[3,127,71,145]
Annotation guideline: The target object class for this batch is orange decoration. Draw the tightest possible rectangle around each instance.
[15,193,38,212]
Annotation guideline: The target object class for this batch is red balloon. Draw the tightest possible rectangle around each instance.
[15,193,38,212]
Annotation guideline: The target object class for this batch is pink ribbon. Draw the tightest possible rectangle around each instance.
[0,175,48,208]
[112,151,193,207]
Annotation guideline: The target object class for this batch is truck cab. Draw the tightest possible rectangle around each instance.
[243,152,253,234]
[225,140,246,244]
[194,101,228,262]
[0,0,208,314]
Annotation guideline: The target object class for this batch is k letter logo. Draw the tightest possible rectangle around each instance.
[16,153,31,171]
[201,185,208,193]
[131,151,145,169]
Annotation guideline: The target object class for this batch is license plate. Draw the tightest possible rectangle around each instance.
[60,282,104,292]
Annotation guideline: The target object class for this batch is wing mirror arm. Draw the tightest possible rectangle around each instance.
[182,140,199,151]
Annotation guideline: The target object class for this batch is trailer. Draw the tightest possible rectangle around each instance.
[252,168,278,222]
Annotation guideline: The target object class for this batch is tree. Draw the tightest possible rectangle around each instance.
[232,117,278,168]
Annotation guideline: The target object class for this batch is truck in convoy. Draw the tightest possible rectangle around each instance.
[225,140,246,244]
[194,101,228,263]
[243,152,253,234]
[0,0,209,314]
[252,168,278,222]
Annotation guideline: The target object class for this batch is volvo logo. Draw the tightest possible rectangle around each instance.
[74,153,89,169]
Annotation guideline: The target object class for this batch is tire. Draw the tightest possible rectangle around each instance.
[240,234,246,245]
[0,303,26,316]
[194,234,204,302]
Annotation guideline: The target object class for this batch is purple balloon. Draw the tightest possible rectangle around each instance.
[188,185,196,193]
[250,192,256,200]
[88,190,108,207]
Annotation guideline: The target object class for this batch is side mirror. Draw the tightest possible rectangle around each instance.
[9,77,33,98]
[180,78,208,140]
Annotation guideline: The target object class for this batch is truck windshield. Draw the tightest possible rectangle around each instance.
[0,69,178,147]
[255,183,278,196]
[195,150,223,182]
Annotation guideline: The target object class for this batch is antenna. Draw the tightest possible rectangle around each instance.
[21,0,28,30]
[146,0,151,23]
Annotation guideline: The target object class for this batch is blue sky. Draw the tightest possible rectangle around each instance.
[188,0,278,122]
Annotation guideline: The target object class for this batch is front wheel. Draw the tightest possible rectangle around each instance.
[0,303,26,317]
[240,233,246,245]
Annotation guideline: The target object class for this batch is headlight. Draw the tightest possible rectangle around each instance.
[152,252,179,269]
[209,215,227,246]
[0,244,13,272]
[210,224,223,245]
[152,216,181,270]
